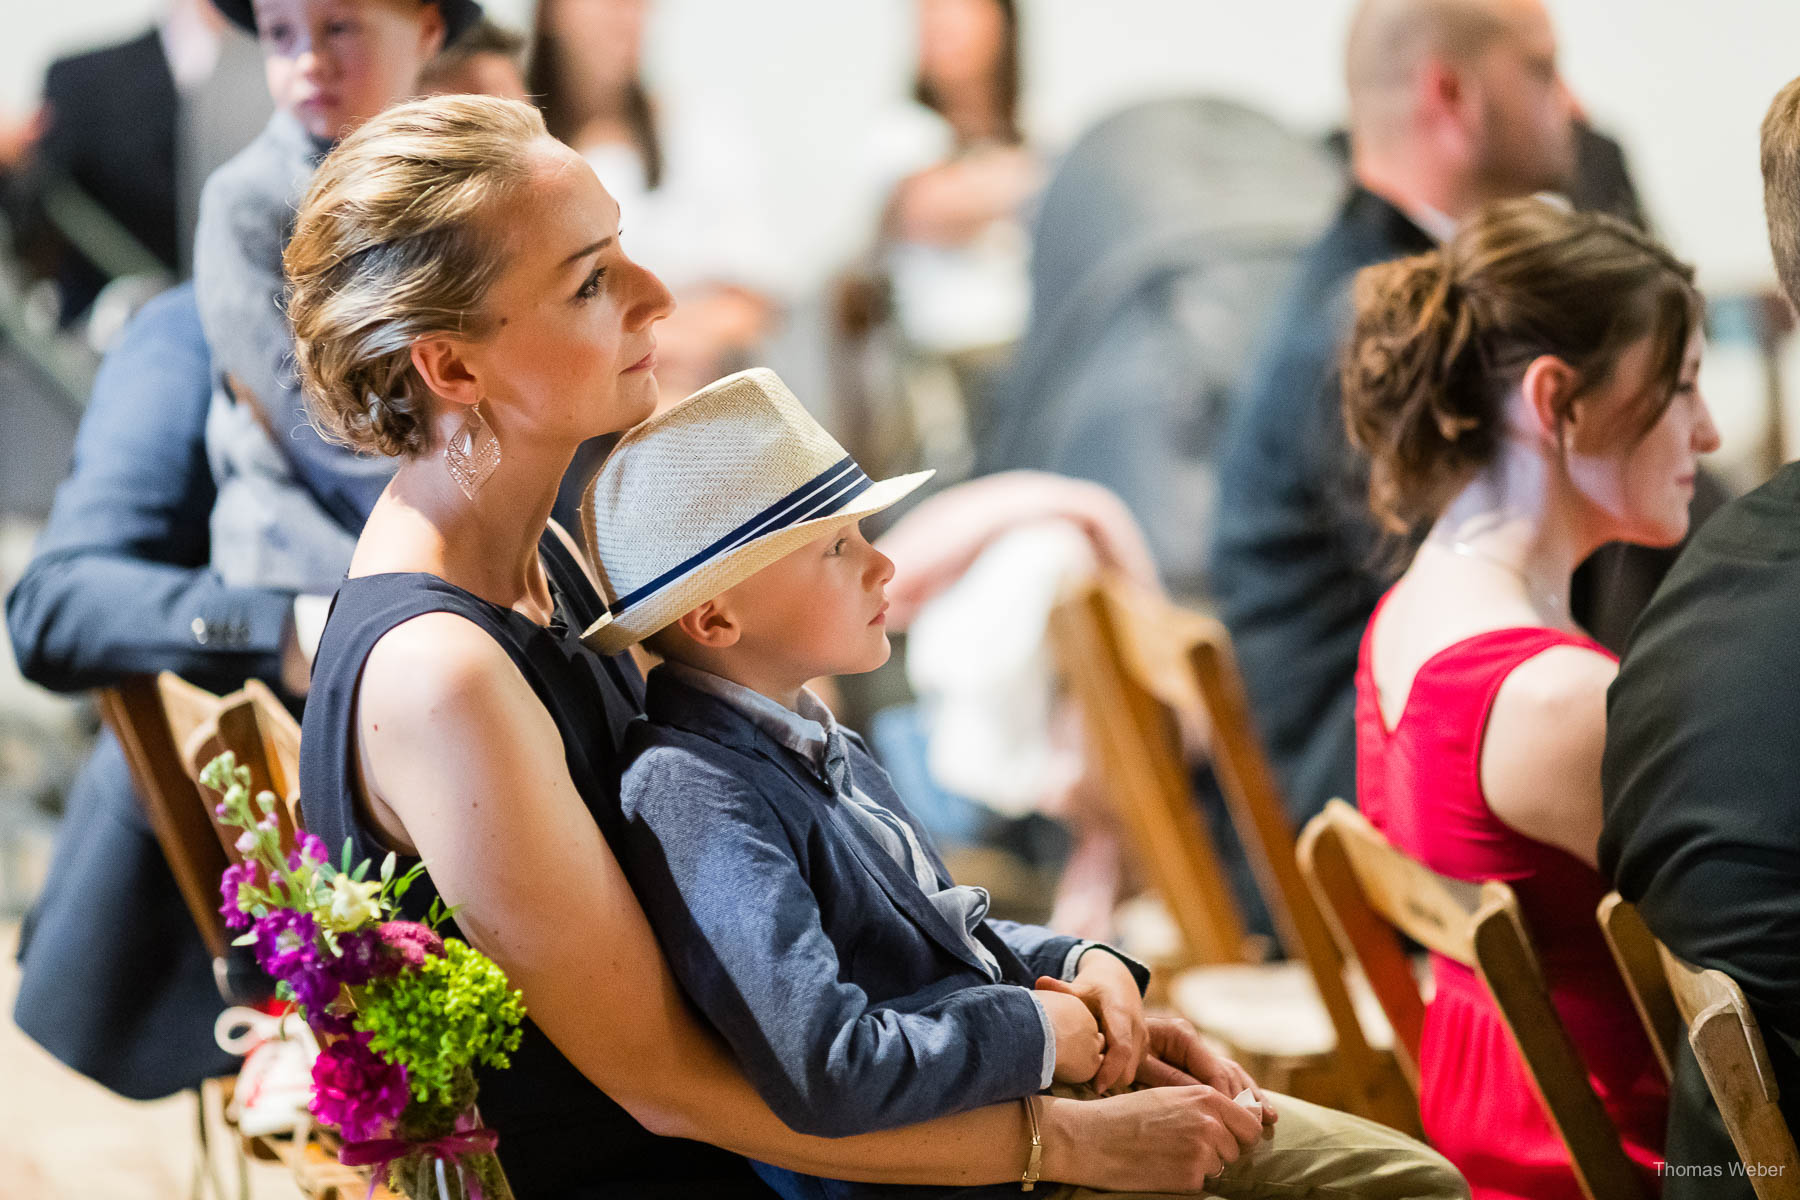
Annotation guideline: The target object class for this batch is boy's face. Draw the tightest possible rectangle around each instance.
[713,519,895,685]
[252,0,446,141]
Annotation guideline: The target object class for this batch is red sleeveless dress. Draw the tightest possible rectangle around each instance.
[1355,592,1668,1200]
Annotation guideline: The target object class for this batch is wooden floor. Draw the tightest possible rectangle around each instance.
[0,921,299,1200]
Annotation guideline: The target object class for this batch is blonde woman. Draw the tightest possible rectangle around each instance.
[291,94,1462,1199]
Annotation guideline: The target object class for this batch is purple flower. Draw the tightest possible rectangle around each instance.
[220,861,259,930]
[287,833,329,872]
[335,929,393,985]
[252,909,320,982]
[289,969,348,1019]
[377,921,444,970]
[309,1032,410,1142]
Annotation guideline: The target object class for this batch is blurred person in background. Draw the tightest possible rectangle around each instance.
[4,0,513,1101]
[420,15,529,101]
[3,0,269,327]
[5,285,313,1096]
[847,0,1041,475]
[1211,0,1585,827]
[529,0,784,407]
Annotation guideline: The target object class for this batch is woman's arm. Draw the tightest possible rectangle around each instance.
[876,471,1160,629]
[354,613,1236,1190]
[5,284,295,695]
[1480,644,1617,867]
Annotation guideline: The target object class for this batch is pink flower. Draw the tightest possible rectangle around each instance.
[377,921,444,970]
[309,1032,410,1142]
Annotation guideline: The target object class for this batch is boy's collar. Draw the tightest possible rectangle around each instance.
[654,661,837,752]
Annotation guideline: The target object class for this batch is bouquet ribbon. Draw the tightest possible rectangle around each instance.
[340,1126,499,1199]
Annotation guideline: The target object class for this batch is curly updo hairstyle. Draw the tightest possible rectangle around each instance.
[1342,197,1701,533]
[284,94,550,457]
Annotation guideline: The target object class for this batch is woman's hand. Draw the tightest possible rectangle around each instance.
[1037,1083,1267,1191]
[1134,1015,1276,1127]
[1035,950,1148,1094]
[1036,987,1105,1084]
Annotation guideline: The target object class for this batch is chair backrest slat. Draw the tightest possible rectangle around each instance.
[97,676,231,961]
[1179,601,1411,1125]
[1301,800,1650,1200]
[1654,941,1800,1199]
[1595,893,1680,1082]
[1050,580,1252,964]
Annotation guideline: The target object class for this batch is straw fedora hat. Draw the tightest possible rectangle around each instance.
[579,368,933,655]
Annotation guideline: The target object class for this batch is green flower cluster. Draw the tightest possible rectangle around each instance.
[358,938,526,1107]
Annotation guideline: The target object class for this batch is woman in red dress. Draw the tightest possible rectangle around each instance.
[1344,197,1720,1200]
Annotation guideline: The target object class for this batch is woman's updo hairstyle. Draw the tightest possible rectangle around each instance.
[1342,197,1701,532]
[284,94,549,457]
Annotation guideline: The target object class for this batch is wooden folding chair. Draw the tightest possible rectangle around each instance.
[1598,895,1800,1199]
[1299,799,1649,1200]
[1050,575,1410,1128]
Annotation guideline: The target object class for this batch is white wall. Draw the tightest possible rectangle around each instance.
[4,0,1795,291]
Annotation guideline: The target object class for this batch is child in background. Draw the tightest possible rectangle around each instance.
[192,0,478,622]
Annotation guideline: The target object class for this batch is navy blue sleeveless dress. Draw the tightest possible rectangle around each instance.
[299,530,773,1198]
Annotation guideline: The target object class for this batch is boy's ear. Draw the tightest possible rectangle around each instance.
[414,3,447,60]
[676,599,741,649]
[410,335,481,411]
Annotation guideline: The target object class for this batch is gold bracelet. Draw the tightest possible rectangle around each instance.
[1020,1094,1043,1191]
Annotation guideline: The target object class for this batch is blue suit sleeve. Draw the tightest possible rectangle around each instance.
[983,921,1151,993]
[618,748,1049,1137]
[5,284,294,694]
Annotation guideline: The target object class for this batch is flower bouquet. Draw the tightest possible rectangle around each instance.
[206,752,525,1200]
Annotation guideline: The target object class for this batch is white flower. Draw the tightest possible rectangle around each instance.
[235,830,258,856]
[327,874,383,930]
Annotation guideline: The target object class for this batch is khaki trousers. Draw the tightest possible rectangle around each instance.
[1048,1091,1468,1200]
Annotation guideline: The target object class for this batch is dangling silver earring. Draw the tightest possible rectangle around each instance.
[445,403,501,500]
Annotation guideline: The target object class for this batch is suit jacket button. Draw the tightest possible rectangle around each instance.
[191,616,209,645]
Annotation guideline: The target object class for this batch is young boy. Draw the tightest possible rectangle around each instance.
[586,371,1476,1200]
[586,368,1153,1195]
[193,0,477,603]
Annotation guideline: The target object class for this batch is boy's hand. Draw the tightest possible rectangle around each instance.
[1135,1015,1277,1127]
[1036,984,1106,1084]
[1037,949,1148,1094]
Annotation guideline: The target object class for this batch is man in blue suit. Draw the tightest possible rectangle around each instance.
[1209,0,1580,823]
[6,284,317,1097]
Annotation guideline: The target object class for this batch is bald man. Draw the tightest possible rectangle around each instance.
[1208,0,1578,824]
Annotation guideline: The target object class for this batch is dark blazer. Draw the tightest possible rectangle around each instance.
[6,284,296,1098]
[1601,461,1800,1196]
[12,30,179,322]
[616,671,1147,1199]
[1208,186,1432,823]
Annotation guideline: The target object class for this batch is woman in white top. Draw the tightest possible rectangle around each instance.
[527,0,781,403]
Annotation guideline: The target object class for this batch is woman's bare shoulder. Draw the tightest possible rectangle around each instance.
[1492,643,1617,728]
[356,610,560,787]
[360,610,518,711]
[1480,643,1616,864]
